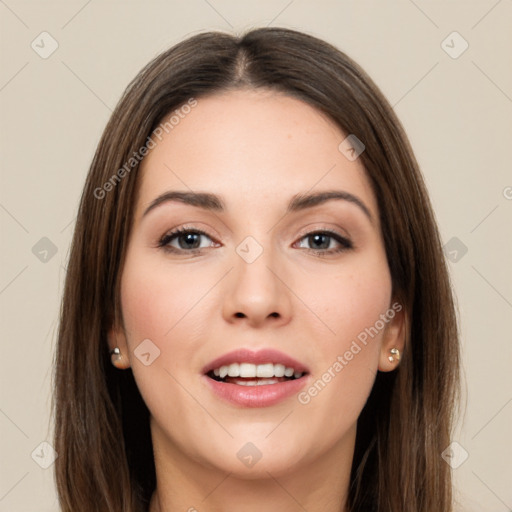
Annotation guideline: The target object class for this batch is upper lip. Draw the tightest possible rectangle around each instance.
[202,348,309,375]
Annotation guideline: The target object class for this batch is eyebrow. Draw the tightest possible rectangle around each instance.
[142,190,373,223]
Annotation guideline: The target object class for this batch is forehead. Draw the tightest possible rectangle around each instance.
[136,88,378,219]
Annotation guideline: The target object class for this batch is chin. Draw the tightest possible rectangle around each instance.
[195,434,311,480]
[213,453,305,481]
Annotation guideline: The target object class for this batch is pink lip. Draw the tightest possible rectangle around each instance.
[202,348,309,375]
[202,374,310,408]
[201,348,310,408]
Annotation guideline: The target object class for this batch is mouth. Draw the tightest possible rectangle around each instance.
[202,349,310,407]
[207,363,307,386]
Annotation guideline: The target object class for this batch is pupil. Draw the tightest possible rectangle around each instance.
[310,234,329,249]
[179,233,200,249]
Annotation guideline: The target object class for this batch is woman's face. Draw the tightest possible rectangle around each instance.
[110,88,404,479]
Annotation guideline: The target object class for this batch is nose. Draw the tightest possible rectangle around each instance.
[221,243,293,328]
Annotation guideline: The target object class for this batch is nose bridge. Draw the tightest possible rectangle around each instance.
[222,232,292,326]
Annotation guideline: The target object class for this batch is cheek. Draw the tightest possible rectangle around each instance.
[118,257,211,430]
[118,251,224,399]
[308,250,392,351]
[295,252,391,413]
[335,273,391,347]
[120,254,215,344]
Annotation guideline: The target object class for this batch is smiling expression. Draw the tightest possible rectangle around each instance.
[108,87,404,479]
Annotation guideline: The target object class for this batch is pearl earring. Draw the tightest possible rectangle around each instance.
[110,347,122,366]
[388,347,401,363]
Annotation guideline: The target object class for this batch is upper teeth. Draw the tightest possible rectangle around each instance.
[212,363,303,379]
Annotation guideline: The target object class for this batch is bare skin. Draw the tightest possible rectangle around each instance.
[108,88,405,512]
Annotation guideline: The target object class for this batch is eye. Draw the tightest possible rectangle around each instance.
[158,227,218,253]
[157,227,353,257]
[295,230,353,256]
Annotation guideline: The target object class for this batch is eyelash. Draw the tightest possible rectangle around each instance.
[157,226,354,257]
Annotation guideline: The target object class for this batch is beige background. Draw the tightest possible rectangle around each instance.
[1,1,511,511]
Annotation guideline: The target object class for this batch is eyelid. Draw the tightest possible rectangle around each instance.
[294,228,354,254]
[157,223,354,255]
[294,221,352,242]
[158,226,219,250]
[294,222,350,241]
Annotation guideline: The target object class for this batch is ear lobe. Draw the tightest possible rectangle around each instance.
[107,324,131,370]
[378,302,407,372]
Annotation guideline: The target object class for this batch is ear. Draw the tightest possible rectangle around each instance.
[377,301,407,372]
[107,318,131,370]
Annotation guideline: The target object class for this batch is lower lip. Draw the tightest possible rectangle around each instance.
[202,375,309,408]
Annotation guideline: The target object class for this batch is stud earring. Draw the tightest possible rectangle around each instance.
[388,347,401,363]
[110,347,122,366]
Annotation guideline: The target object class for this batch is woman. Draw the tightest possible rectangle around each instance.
[52,27,460,511]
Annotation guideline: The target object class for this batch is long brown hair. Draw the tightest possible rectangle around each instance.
[52,27,460,512]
